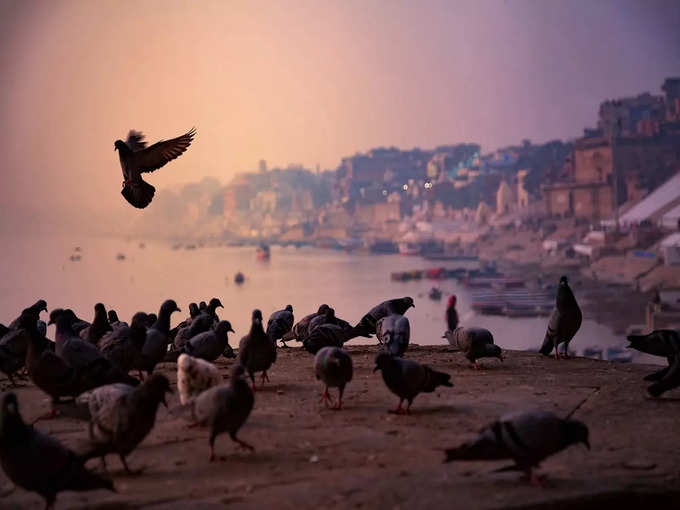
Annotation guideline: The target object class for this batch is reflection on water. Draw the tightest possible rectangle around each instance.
[0,237,660,365]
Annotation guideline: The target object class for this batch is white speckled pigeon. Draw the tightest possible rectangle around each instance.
[376,314,410,356]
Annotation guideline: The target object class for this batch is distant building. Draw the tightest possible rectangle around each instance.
[496,180,515,215]
[598,93,665,138]
[517,170,530,208]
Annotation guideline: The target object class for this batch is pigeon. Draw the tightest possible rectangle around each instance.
[239,309,276,390]
[199,301,208,313]
[7,300,47,330]
[81,374,171,474]
[79,303,112,345]
[115,127,196,209]
[627,330,680,397]
[205,298,224,323]
[0,305,47,385]
[307,307,352,335]
[314,346,353,410]
[302,323,366,354]
[145,313,158,328]
[189,302,200,319]
[179,363,255,461]
[266,305,294,348]
[443,410,590,486]
[169,303,201,339]
[49,308,90,335]
[173,312,213,351]
[443,327,503,369]
[98,312,149,374]
[135,300,181,376]
[282,304,330,343]
[376,314,410,356]
[355,297,415,335]
[182,320,235,362]
[0,323,8,338]
[373,352,452,414]
[107,310,127,329]
[0,392,115,509]
[539,276,582,359]
[177,354,222,405]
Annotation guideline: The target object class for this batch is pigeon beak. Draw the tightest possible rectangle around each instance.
[229,327,235,333]
[219,304,224,309]
[176,307,182,313]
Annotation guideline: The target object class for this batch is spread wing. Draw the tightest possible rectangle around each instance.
[132,128,196,173]
[125,130,147,151]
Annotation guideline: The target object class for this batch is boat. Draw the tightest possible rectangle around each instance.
[428,287,442,300]
[234,272,245,285]
[369,240,399,254]
[425,267,447,280]
[256,244,270,260]
[398,242,421,256]
[337,238,363,251]
[116,253,126,261]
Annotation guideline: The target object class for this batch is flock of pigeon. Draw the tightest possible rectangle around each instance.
[0,275,678,508]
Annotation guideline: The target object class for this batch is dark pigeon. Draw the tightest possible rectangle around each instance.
[0,392,114,509]
[376,314,410,357]
[373,352,452,414]
[81,374,171,474]
[182,364,254,461]
[7,300,47,330]
[266,305,294,348]
[98,312,149,374]
[107,310,127,329]
[282,304,330,342]
[627,330,680,397]
[189,303,200,319]
[135,300,181,376]
[239,309,276,390]
[443,410,590,486]
[206,298,224,323]
[79,303,112,345]
[49,308,90,335]
[173,313,213,351]
[0,304,47,385]
[444,327,503,369]
[302,323,366,354]
[314,346,353,410]
[115,127,196,209]
[182,320,235,362]
[145,313,157,328]
[355,297,415,336]
[539,276,582,358]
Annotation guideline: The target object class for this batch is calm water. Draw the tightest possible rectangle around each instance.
[0,236,659,364]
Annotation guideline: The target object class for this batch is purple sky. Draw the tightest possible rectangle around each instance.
[0,0,678,233]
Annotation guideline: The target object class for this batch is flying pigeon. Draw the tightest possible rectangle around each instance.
[177,354,222,405]
[627,330,680,397]
[443,410,590,486]
[81,374,171,474]
[443,327,503,369]
[0,392,115,509]
[314,346,353,410]
[373,352,452,414]
[539,276,582,359]
[115,127,196,209]
[355,297,414,336]
[239,309,276,390]
[376,314,410,357]
[266,305,294,348]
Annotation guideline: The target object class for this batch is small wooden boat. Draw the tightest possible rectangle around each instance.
[256,244,270,260]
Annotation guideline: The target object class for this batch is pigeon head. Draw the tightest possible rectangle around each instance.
[252,309,263,324]
[108,310,120,323]
[130,312,149,328]
[47,308,65,325]
[208,298,224,310]
[30,300,48,314]
[142,374,172,407]
[373,351,395,372]
[55,310,79,331]
[94,303,107,316]
[486,344,503,361]
[403,297,415,309]
[199,301,207,311]
[216,320,235,336]
[564,419,590,450]
[160,300,181,315]
[177,353,193,371]
[285,304,293,312]
[114,140,129,152]
[317,304,330,314]
[189,303,199,318]
[559,276,569,286]
[145,313,157,327]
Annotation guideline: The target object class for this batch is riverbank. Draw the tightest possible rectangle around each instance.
[2,346,678,509]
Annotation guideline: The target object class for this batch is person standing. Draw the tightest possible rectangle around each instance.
[446,295,459,331]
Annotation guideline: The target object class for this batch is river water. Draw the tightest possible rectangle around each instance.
[0,236,659,364]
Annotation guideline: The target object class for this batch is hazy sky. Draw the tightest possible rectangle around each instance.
[1,0,678,233]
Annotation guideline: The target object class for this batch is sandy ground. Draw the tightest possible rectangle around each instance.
[1,345,680,509]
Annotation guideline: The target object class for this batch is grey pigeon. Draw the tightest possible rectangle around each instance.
[173,312,213,351]
[98,312,149,374]
[136,299,181,376]
[376,314,410,356]
[539,276,582,358]
[627,330,680,397]
[0,392,114,509]
[314,346,353,410]
[355,297,415,336]
[373,351,452,414]
[115,127,196,209]
[283,304,330,342]
[183,320,235,362]
[7,299,47,330]
[81,374,171,474]
[307,307,353,335]
[182,364,254,461]
[444,327,503,369]
[303,323,366,354]
[49,308,90,335]
[239,309,276,390]
[443,410,590,486]
[107,310,127,329]
[266,305,294,348]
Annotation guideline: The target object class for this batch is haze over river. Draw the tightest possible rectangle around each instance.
[0,237,659,364]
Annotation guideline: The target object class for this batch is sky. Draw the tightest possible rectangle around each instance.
[0,0,678,233]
